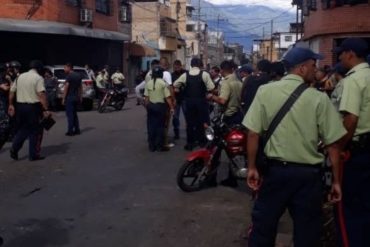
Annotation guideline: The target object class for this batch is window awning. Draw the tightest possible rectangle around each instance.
[129,43,157,57]
[0,18,130,41]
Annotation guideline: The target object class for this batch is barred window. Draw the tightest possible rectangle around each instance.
[96,0,110,15]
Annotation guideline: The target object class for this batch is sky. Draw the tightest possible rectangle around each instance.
[210,0,293,9]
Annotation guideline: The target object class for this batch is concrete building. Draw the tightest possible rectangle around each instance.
[273,31,302,58]
[292,0,370,65]
[178,0,208,69]
[131,0,178,69]
[207,31,224,67]
[0,0,131,72]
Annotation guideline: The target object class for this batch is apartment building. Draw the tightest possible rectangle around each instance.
[0,0,132,71]
[293,0,370,65]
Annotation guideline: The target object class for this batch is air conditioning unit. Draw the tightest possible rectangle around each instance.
[80,8,93,23]
[119,6,128,22]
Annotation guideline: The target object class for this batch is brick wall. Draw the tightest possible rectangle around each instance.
[304,2,370,40]
[0,0,120,32]
[303,2,370,65]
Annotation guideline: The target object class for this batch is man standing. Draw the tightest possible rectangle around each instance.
[238,64,253,84]
[174,57,215,151]
[63,63,82,136]
[171,60,186,140]
[111,68,125,89]
[8,60,51,161]
[207,60,243,126]
[135,60,160,104]
[333,37,370,246]
[210,66,222,92]
[241,59,272,114]
[244,47,345,247]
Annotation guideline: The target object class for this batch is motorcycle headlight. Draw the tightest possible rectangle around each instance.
[205,127,214,141]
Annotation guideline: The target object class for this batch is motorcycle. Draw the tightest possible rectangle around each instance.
[177,114,248,192]
[98,85,128,113]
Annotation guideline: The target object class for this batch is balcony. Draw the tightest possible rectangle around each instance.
[160,17,176,38]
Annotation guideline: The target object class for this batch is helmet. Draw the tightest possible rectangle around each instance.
[9,60,21,68]
[152,66,164,79]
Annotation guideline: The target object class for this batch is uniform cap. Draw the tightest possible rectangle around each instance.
[282,47,323,68]
[333,38,369,57]
[333,63,349,77]
[239,65,253,74]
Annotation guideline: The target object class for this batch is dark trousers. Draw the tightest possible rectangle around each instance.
[65,99,80,133]
[12,103,43,159]
[172,101,186,137]
[147,102,167,150]
[339,150,370,247]
[46,90,56,111]
[223,111,243,126]
[184,98,209,145]
[249,164,322,247]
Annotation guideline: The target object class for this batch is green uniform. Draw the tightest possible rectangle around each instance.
[243,74,346,165]
[339,63,370,137]
[10,69,45,103]
[144,78,170,103]
[331,79,344,111]
[219,73,242,116]
[173,67,215,91]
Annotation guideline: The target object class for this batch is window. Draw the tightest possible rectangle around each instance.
[285,35,293,42]
[119,4,131,23]
[65,0,78,6]
[96,0,110,15]
[186,24,194,32]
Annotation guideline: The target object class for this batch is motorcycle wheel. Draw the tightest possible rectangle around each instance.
[177,159,209,192]
[114,99,125,111]
[98,99,108,113]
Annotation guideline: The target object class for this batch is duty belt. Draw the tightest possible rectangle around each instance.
[349,132,370,152]
[267,159,321,169]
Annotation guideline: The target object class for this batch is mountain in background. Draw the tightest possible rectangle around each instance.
[190,0,296,52]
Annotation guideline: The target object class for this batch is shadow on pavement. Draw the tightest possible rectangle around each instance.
[80,127,95,134]
[3,218,70,247]
[42,142,71,157]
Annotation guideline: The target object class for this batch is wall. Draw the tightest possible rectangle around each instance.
[0,0,121,32]
[303,1,370,65]
[304,2,370,40]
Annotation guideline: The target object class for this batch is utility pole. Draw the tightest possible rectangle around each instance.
[198,0,201,60]
[270,19,273,61]
[296,4,299,41]
[217,14,220,64]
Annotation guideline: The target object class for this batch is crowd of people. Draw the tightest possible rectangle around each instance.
[138,38,370,247]
[1,37,370,246]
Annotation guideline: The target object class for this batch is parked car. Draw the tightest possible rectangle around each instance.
[45,65,95,111]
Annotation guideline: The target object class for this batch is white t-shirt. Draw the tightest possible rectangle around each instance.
[163,71,172,86]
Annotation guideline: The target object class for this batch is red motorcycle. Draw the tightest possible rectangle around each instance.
[177,114,248,192]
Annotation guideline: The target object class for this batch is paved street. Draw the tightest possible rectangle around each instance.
[0,98,292,247]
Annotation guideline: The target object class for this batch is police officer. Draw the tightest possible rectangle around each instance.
[174,57,215,151]
[171,60,187,140]
[135,60,160,104]
[207,60,243,125]
[111,68,125,89]
[241,59,272,114]
[144,67,174,152]
[333,37,370,246]
[8,61,21,82]
[8,60,51,161]
[238,64,253,84]
[0,63,10,150]
[243,47,346,247]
